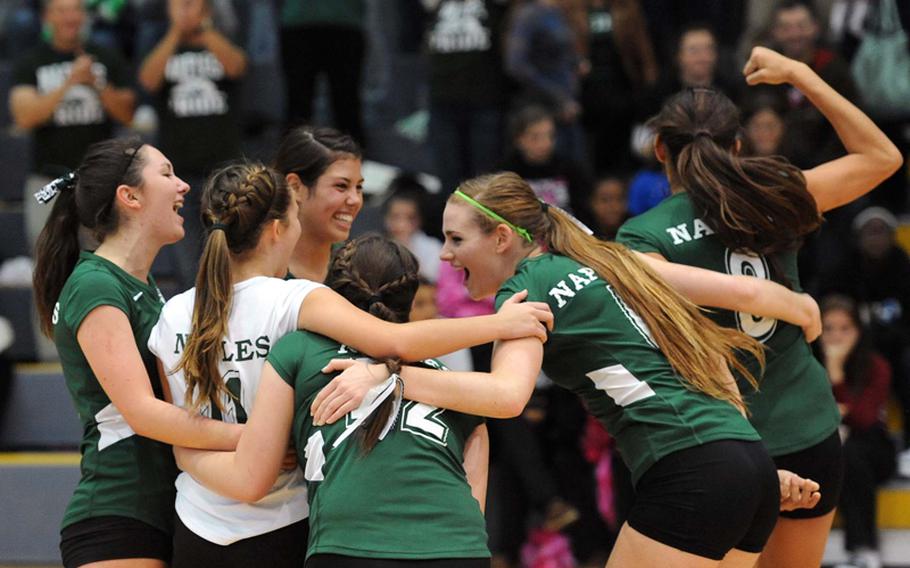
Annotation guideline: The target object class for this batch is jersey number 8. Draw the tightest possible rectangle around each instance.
[724,250,777,343]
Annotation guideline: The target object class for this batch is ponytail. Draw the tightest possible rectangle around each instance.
[177,227,234,414]
[33,188,81,337]
[325,234,420,452]
[545,208,763,413]
[176,163,292,415]
[32,138,145,337]
[677,136,819,256]
[649,87,821,257]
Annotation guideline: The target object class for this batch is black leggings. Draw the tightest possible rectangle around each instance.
[171,515,308,568]
[627,439,780,560]
[306,555,490,568]
[774,429,844,519]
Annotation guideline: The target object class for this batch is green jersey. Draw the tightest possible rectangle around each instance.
[268,331,489,560]
[495,253,759,484]
[617,192,840,456]
[54,252,178,533]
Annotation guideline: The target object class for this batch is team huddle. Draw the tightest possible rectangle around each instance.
[33,47,902,568]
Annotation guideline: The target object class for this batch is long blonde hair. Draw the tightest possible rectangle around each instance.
[177,162,292,415]
[453,172,764,413]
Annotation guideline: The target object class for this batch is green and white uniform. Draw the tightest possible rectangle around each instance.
[148,276,323,545]
[494,253,760,484]
[617,192,840,456]
[268,332,489,560]
[54,252,178,534]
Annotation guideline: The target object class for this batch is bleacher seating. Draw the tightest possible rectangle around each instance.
[0,131,30,203]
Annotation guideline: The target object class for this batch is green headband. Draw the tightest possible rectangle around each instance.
[453,190,534,243]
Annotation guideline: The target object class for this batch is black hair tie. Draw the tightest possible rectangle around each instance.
[539,200,549,214]
[368,295,383,306]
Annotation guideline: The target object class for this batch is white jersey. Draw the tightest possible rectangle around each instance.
[148,276,324,545]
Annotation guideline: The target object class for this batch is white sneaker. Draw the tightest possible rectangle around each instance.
[853,548,883,568]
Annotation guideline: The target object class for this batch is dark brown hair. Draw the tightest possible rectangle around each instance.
[273,126,361,192]
[33,137,146,337]
[177,162,292,414]
[818,294,874,395]
[648,87,821,259]
[325,233,420,452]
[454,172,765,414]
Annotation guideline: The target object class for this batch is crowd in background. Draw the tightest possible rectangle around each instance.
[1,1,910,567]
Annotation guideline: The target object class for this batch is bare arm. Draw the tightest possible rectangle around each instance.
[174,364,294,502]
[463,424,489,513]
[198,27,247,78]
[97,84,135,125]
[9,84,71,129]
[138,27,181,92]
[79,306,241,449]
[313,337,543,424]
[297,287,552,362]
[635,251,821,341]
[744,46,903,212]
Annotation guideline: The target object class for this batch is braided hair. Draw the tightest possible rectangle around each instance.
[177,162,292,415]
[325,233,420,451]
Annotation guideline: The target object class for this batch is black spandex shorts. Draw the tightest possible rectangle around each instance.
[60,515,171,568]
[306,555,490,568]
[171,514,309,568]
[773,429,844,519]
[626,439,780,560]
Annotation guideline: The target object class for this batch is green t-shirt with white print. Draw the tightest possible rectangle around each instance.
[617,192,840,456]
[268,331,489,560]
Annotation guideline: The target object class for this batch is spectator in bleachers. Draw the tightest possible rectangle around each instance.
[818,294,896,568]
[279,0,366,145]
[581,0,658,174]
[139,0,247,290]
[765,0,859,169]
[424,0,510,197]
[382,175,442,282]
[588,175,628,240]
[499,104,593,220]
[741,89,789,158]
[818,206,910,473]
[9,0,135,252]
[273,125,364,282]
[638,23,740,122]
[505,0,586,161]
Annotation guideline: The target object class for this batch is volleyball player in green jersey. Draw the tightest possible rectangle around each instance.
[314,172,829,568]
[176,234,491,567]
[32,138,246,568]
[617,47,903,568]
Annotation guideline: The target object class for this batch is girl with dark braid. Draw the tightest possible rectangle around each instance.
[175,234,491,567]
[148,162,551,566]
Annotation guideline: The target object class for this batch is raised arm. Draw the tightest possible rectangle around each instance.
[635,251,821,341]
[79,306,241,449]
[312,336,543,425]
[297,287,552,362]
[174,364,294,502]
[197,26,247,78]
[138,27,181,93]
[463,424,490,513]
[743,46,903,212]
